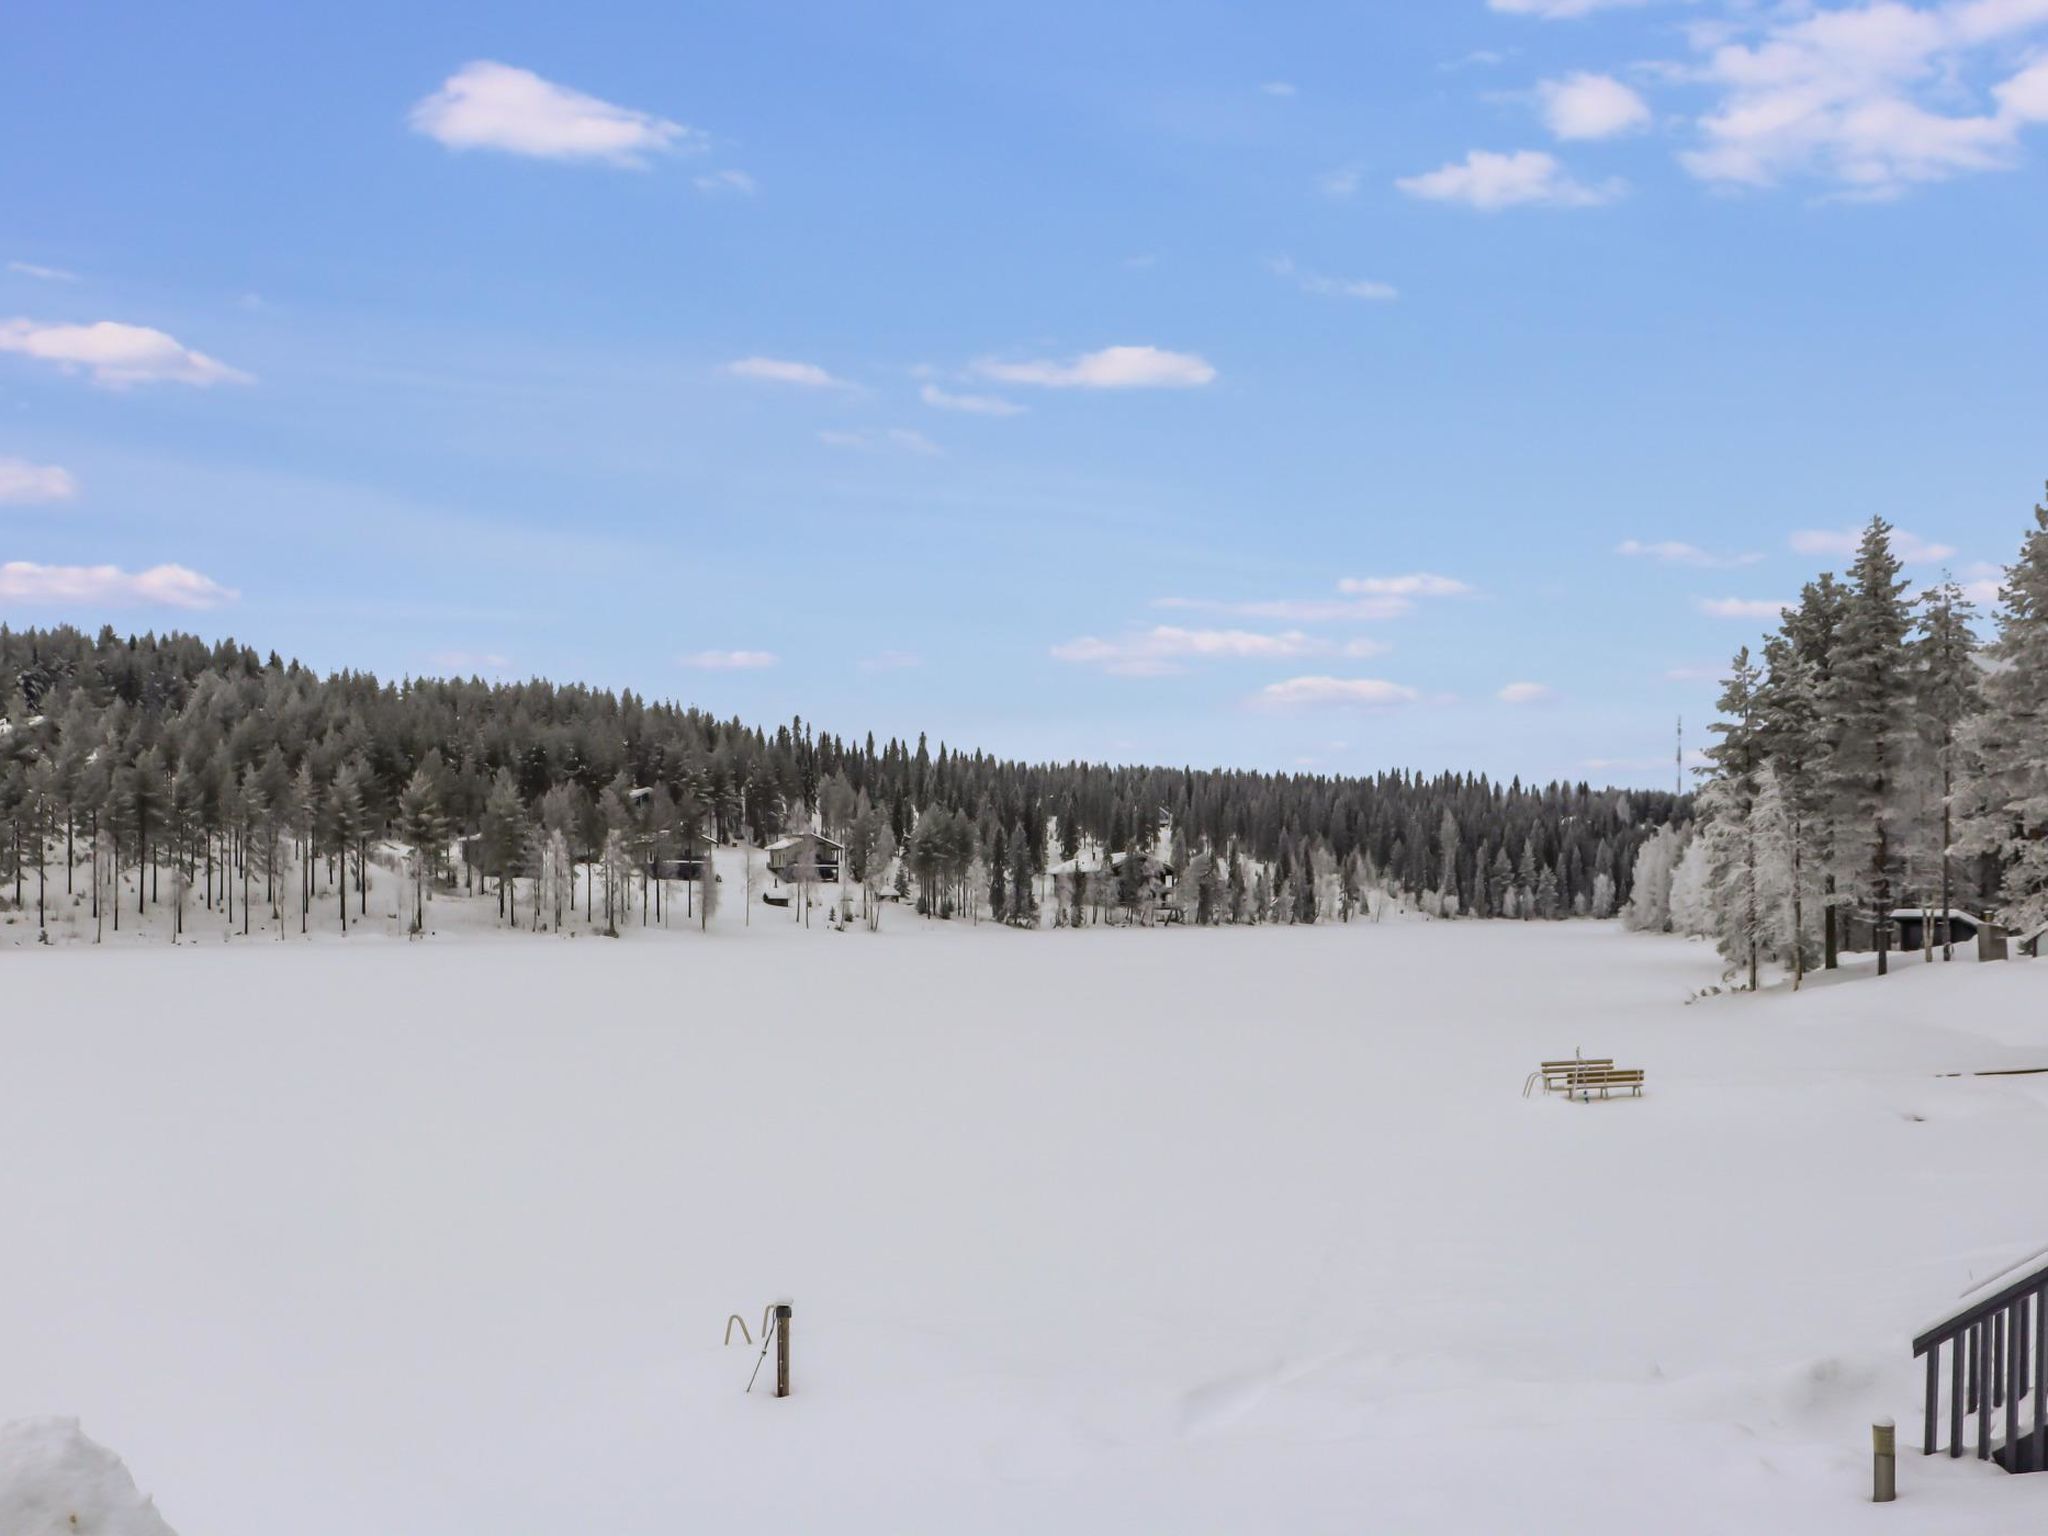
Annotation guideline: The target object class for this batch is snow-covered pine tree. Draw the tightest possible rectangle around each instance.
[1822,518,1914,974]
[395,765,445,936]
[1908,576,1981,959]
[1703,648,1766,988]
[1961,490,2048,936]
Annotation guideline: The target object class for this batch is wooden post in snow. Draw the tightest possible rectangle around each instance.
[1872,1419,1896,1502]
[775,1302,792,1398]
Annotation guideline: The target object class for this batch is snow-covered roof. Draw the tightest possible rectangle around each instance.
[765,832,844,853]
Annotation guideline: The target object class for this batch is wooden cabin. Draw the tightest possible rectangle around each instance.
[765,831,844,884]
[1845,908,1988,953]
[648,830,717,882]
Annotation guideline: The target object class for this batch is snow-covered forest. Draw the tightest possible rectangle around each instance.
[0,624,1685,943]
[1629,492,2048,985]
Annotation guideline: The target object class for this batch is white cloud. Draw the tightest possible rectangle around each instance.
[409,61,698,167]
[921,383,1025,416]
[1342,637,1393,658]
[1680,2,2048,196]
[1054,625,1326,677]
[0,319,250,388]
[1491,0,1649,15]
[1154,595,1413,623]
[1397,149,1623,209]
[858,650,922,672]
[1789,526,1957,563]
[693,168,757,195]
[0,560,236,609]
[1958,560,2006,606]
[726,356,850,389]
[1266,256,1399,303]
[0,457,78,504]
[1697,596,1793,619]
[1337,572,1474,597]
[680,649,777,670]
[1540,72,1653,139]
[1616,538,1763,567]
[1253,676,1422,709]
[1157,575,1467,626]
[1261,81,1299,97]
[818,427,940,455]
[1498,681,1556,703]
[1318,167,1363,199]
[975,345,1216,390]
[7,261,79,283]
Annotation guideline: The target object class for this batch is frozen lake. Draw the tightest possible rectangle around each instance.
[4,918,2045,1532]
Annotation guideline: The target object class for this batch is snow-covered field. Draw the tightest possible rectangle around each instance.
[3,899,2046,1532]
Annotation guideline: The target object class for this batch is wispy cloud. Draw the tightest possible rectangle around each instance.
[1539,72,1652,140]
[679,648,778,670]
[1790,526,1957,563]
[692,168,757,195]
[1318,167,1363,200]
[1337,572,1474,598]
[1157,574,1470,625]
[1397,149,1623,209]
[409,61,700,167]
[7,261,79,283]
[1616,538,1763,568]
[1498,681,1556,703]
[0,560,236,609]
[1155,595,1412,623]
[1491,0,1649,16]
[1054,625,1326,677]
[1261,80,1298,97]
[974,345,1216,390]
[726,356,851,389]
[1697,596,1792,619]
[0,456,78,504]
[1253,676,1422,710]
[0,319,250,388]
[921,383,1025,416]
[1266,256,1398,303]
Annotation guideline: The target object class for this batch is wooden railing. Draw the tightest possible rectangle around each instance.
[1914,1256,2048,1470]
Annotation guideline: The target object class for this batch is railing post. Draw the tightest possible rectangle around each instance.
[1924,1347,1939,1456]
[2009,1304,2023,1469]
[2036,1289,2046,1471]
[1979,1322,1992,1461]
[1873,1419,1896,1502]
[1953,1327,1966,1457]
[774,1301,792,1398]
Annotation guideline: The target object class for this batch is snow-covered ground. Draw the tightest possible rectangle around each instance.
[2,891,2045,1532]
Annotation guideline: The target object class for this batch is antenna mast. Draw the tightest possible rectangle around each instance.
[1675,715,1683,796]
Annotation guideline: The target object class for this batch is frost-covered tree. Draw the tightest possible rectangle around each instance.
[395,766,445,935]
[1907,576,1981,958]
[1822,518,1914,974]
[1704,649,1766,988]
[1962,491,2048,935]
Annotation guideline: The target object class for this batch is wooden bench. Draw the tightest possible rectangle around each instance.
[1568,1067,1645,1101]
[1537,1058,1613,1092]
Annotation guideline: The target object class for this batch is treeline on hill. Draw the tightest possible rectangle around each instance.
[0,624,1684,940]
[1626,492,2048,988]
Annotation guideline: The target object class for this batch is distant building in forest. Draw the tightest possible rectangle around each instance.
[766,831,843,884]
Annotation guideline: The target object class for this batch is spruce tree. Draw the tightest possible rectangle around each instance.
[1962,491,2048,935]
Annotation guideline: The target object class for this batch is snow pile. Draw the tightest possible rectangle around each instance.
[0,1419,179,1536]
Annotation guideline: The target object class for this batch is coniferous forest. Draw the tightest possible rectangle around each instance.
[0,623,1686,939]
[1633,492,2048,985]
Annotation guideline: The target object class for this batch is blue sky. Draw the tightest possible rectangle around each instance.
[5,0,2048,786]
